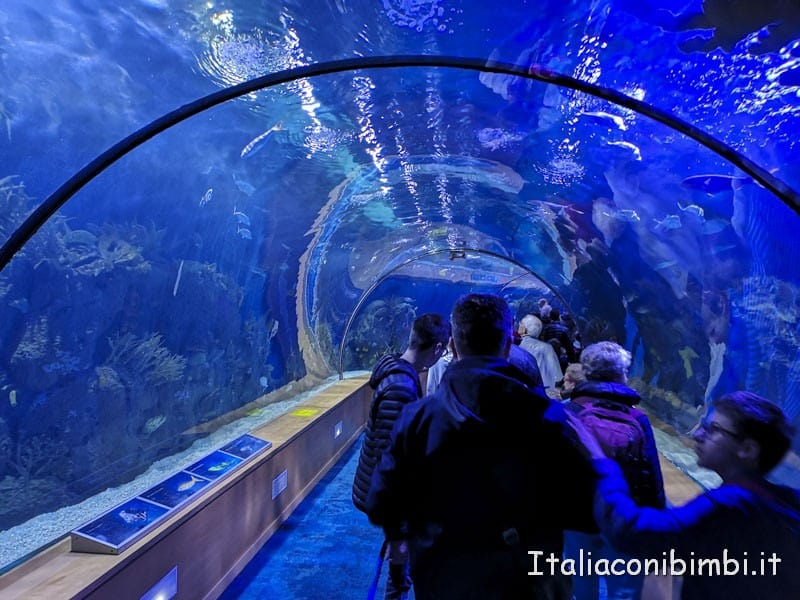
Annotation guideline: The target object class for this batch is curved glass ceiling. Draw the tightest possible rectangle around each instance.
[1,0,799,571]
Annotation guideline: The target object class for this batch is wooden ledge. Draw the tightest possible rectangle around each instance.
[0,376,371,600]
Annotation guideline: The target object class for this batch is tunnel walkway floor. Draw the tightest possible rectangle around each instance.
[219,435,390,600]
[220,432,697,600]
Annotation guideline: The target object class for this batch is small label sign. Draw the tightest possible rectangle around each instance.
[272,469,288,499]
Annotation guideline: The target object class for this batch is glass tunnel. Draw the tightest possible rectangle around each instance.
[1,0,800,574]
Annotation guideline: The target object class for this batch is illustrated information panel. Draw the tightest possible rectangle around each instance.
[71,433,272,553]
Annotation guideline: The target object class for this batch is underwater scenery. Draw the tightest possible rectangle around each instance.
[1,0,800,571]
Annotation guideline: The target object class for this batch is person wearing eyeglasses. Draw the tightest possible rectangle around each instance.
[570,390,800,600]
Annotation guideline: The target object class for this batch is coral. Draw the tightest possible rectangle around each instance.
[347,296,417,368]
[56,223,151,276]
[0,175,30,239]
[10,315,49,361]
[94,366,124,391]
[4,434,63,485]
[104,332,186,387]
[41,350,82,375]
[732,276,800,359]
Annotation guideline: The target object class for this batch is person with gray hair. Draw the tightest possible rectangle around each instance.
[518,313,563,394]
[580,340,631,382]
[563,340,665,600]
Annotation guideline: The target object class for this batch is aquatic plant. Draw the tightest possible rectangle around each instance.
[104,332,186,387]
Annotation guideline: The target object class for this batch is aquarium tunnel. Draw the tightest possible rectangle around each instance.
[1,0,800,586]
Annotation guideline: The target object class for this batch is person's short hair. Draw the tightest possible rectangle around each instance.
[451,294,511,357]
[520,314,543,338]
[712,391,796,473]
[580,341,631,383]
[408,313,451,351]
[549,307,561,321]
[563,362,586,384]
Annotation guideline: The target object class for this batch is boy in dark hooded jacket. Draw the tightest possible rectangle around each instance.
[352,313,450,599]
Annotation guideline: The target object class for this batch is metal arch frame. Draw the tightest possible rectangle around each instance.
[336,246,575,377]
[2,54,799,272]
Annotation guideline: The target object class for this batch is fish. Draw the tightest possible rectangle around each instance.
[476,127,526,150]
[177,473,204,492]
[681,174,752,194]
[232,174,256,196]
[199,187,213,207]
[654,215,682,231]
[672,0,800,55]
[581,110,628,131]
[679,346,699,379]
[240,121,284,159]
[701,218,730,235]
[605,140,642,160]
[678,202,705,218]
[616,209,641,222]
[233,207,251,227]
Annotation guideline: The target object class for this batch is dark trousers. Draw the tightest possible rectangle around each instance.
[385,539,412,600]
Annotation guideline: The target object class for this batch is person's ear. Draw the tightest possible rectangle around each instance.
[737,438,761,466]
[448,337,459,361]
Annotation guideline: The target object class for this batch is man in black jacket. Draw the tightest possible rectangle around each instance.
[352,312,450,599]
[365,294,597,600]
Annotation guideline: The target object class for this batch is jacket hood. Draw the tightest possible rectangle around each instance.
[369,353,418,390]
[439,355,552,424]
[572,380,641,406]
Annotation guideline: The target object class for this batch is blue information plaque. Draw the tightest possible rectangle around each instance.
[74,497,169,550]
[186,450,243,480]
[141,470,212,508]
[72,433,273,554]
[220,434,272,459]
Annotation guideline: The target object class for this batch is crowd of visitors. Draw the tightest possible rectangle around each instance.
[351,294,799,600]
